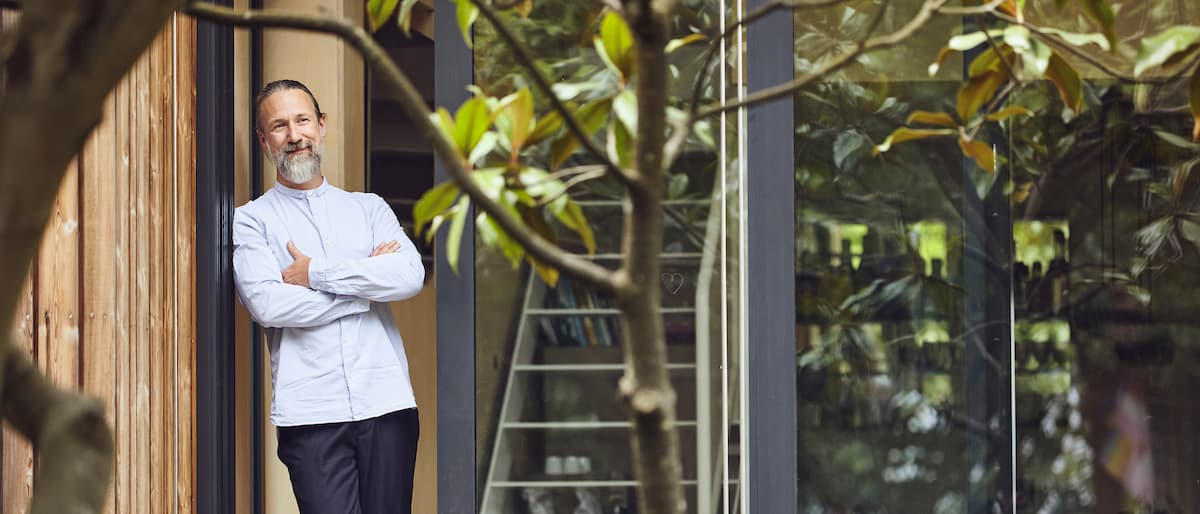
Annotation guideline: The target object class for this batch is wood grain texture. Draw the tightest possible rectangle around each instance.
[174,13,198,514]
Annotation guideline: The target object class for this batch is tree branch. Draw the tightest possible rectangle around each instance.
[935,0,1005,16]
[470,0,636,187]
[185,0,619,293]
[695,0,948,120]
[687,0,850,123]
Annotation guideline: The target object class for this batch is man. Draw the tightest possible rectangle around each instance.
[232,79,426,514]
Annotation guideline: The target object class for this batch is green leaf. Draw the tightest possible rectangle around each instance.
[957,70,1008,121]
[1044,53,1083,113]
[947,30,1002,51]
[1191,68,1200,141]
[468,131,498,165]
[959,137,996,174]
[985,105,1034,121]
[928,46,955,77]
[968,45,1015,79]
[395,0,421,36]
[873,128,957,155]
[1039,27,1110,51]
[445,195,471,275]
[906,111,958,127]
[454,96,491,157]
[476,213,524,268]
[527,110,565,146]
[455,0,478,49]
[666,33,707,54]
[529,258,560,287]
[1078,0,1117,50]
[1153,129,1200,151]
[607,115,634,168]
[367,0,401,32]
[413,180,460,237]
[1180,216,1200,253]
[833,131,871,172]
[554,200,595,254]
[431,107,457,149]
[612,89,638,133]
[550,97,612,169]
[596,11,635,79]
[668,173,689,199]
[1135,26,1200,76]
[499,88,535,156]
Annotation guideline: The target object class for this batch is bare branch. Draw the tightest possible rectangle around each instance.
[687,0,850,122]
[185,0,619,293]
[696,0,949,120]
[470,0,637,187]
[935,0,1005,16]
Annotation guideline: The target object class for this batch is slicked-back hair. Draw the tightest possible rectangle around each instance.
[255,79,323,131]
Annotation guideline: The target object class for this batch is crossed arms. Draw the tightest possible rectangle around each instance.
[232,196,426,328]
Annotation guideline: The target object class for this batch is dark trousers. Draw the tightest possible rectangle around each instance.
[276,408,419,514]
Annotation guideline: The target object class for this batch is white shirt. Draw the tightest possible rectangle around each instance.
[232,178,425,426]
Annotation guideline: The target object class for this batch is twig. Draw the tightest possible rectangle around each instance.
[695,0,949,120]
[935,0,1005,16]
[471,0,635,187]
[990,10,1150,83]
[185,0,619,293]
[978,14,1020,83]
[536,167,608,206]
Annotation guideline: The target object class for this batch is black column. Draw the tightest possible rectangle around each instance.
[196,3,237,513]
[746,0,797,512]
[435,9,476,514]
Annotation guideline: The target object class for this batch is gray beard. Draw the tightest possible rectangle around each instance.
[274,144,322,184]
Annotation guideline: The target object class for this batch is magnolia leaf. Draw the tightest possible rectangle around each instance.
[1045,53,1083,113]
[527,110,565,146]
[906,111,958,127]
[550,98,612,169]
[833,131,871,172]
[1039,27,1110,51]
[468,131,498,165]
[612,89,638,133]
[512,0,533,17]
[985,105,1034,121]
[518,203,558,245]
[431,107,457,150]
[668,173,689,199]
[957,70,1008,121]
[873,128,956,155]
[959,137,996,174]
[367,0,401,32]
[554,200,596,254]
[1172,158,1200,201]
[454,96,491,157]
[476,213,524,268]
[445,195,471,275]
[1180,216,1200,254]
[413,180,460,238]
[529,258,561,287]
[929,46,954,77]
[1078,0,1117,50]
[997,0,1019,16]
[1134,26,1200,76]
[1003,25,1032,54]
[1153,129,1200,150]
[1017,39,1053,78]
[1191,68,1200,141]
[666,33,707,54]
[607,116,634,168]
[947,30,1002,51]
[455,0,479,49]
[471,167,506,198]
[395,0,421,36]
[501,88,536,157]
[596,11,635,79]
[969,45,1016,79]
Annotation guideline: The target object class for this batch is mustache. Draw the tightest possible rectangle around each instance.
[282,141,313,153]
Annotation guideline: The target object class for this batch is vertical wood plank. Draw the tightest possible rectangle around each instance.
[175,14,199,514]
[81,88,119,514]
[147,29,166,514]
[133,41,152,514]
[3,274,35,512]
[37,159,82,391]
[113,69,133,514]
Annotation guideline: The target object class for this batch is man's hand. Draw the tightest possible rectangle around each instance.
[283,241,312,288]
[369,240,401,257]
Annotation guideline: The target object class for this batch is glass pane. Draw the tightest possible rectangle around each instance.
[472,0,744,513]
[794,1,1200,513]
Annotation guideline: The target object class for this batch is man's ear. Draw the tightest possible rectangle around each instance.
[318,113,327,138]
[255,129,266,149]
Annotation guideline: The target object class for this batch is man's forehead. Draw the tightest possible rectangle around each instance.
[260,89,318,119]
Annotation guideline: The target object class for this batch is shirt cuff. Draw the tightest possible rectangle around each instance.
[308,257,330,291]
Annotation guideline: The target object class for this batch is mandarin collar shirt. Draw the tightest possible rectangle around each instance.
[232,178,425,426]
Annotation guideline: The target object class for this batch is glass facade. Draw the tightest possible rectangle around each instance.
[471,1,745,513]
[793,2,1200,513]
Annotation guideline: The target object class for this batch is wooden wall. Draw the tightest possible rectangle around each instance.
[2,14,197,514]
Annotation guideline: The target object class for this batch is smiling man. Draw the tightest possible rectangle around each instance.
[232,79,426,514]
